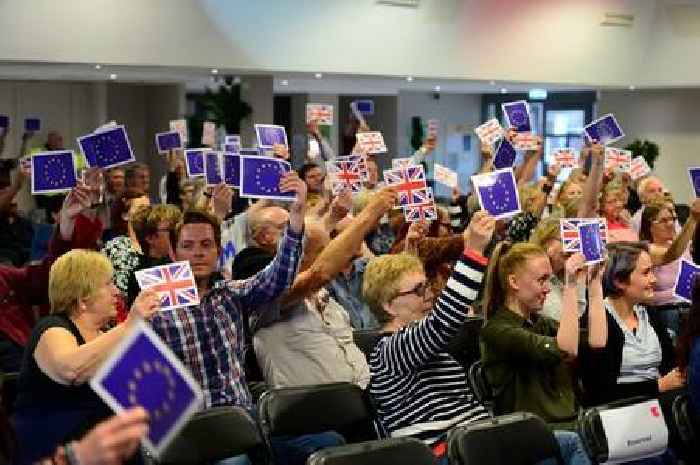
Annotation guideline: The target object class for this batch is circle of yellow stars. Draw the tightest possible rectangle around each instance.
[127,359,177,420]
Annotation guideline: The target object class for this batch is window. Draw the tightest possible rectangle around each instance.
[544,109,585,181]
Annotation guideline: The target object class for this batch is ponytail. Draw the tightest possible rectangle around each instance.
[481,241,547,319]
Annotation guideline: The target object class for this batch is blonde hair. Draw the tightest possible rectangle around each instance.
[481,242,547,318]
[352,189,375,216]
[363,253,424,324]
[556,179,582,205]
[49,250,113,315]
[529,218,561,248]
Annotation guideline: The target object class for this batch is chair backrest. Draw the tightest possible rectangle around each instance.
[672,393,697,447]
[159,406,263,465]
[577,397,668,464]
[352,330,382,359]
[467,361,494,412]
[307,437,436,465]
[448,412,562,465]
[259,382,376,443]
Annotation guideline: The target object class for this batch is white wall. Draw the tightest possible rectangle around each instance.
[3,0,700,86]
[598,89,700,202]
[397,91,482,196]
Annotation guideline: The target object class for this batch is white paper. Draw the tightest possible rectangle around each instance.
[599,399,668,464]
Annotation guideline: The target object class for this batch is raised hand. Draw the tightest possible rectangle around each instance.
[405,220,428,254]
[689,198,700,221]
[128,289,160,323]
[211,184,234,221]
[72,407,149,465]
[564,253,586,286]
[272,143,290,160]
[463,211,495,254]
[279,171,307,233]
[366,186,398,219]
[547,162,561,179]
[330,189,352,221]
[422,135,437,153]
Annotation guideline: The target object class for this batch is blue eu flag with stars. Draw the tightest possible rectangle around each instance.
[79,125,135,168]
[223,153,240,188]
[472,168,520,219]
[494,139,517,169]
[578,222,604,263]
[31,151,77,194]
[584,114,624,145]
[90,321,202,455]
[674,259,700,303]
[240,155,295,201]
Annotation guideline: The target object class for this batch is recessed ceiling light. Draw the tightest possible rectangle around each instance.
[314,73,323,79]
[233,76,241,84]
[434,85,441,92]
[406,76,414,82]
[628,85,636,91]
[211,68,219,74]
[489,80,496,86]
[94,64,102,70]
[500,88,508,94]
[280,79,289,86]
[109,73,118,80]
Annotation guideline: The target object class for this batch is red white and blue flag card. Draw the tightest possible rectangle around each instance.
[403,186,438,223]
[383,164,428,207]
[512,132,539,151]
[391,157,414,169]
[328,157,365,194]
[306,103,334,125]
[605,147,632,173]
[135,261,199,310]
[560,217,608,253]
[90,320,203,456]
[434,163,458,188]
[474,118,505,146]
[169,119,189,143]
[201,121,217,147]
[631,157,652,181]
[554,148,578,168]
[356,131,387,153]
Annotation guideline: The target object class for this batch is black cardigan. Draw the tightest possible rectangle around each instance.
[579,307,676,407]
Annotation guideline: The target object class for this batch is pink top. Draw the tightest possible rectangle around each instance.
[607,220,639,243]
[650,249,691,306]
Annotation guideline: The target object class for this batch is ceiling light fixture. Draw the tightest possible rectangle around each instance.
[281,79,289,86]
[434,85,441,92]
[109,73,118,80]
[406,76,414,82]
[314,73,323,79]
[628,85,636,91]
[211,68,219,74]
[489,80,496,86]
[94,64,102,70]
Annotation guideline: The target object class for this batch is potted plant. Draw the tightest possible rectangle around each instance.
[188,76,252,146]
[624,139,659,169]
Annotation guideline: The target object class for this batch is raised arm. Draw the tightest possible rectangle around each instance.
[515,136,543,187]
[650,198,700,266]
[409,135,437,166]
[577,143,605,217]
[586,260,608,349]
[378,212,494,373]
[557,253,586,357]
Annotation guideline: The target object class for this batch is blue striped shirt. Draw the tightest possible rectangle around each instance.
[369,252,489,445]
[150,226,303,410]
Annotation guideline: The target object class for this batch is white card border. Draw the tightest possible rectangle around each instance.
[77,125,135,169]
[134,261,200,310]
[583,113,625,146]
[306,103,334,125]
[672,258,699,303]
[474,118,505,146]
[238,154,295,202]
[222,152,240,188]
[203,151,223,187]
[169,119,189,143]
[553,148,579,168]
[356,131,387,154]
[89,320,204,457]
[254,124,288,150]
[501,100,532,132]
[577,221,606,264]
[155,131,184,154]
[687,166,700,198]
[31,150,78,195]
[470,167,521,220]
[184,149,206,178]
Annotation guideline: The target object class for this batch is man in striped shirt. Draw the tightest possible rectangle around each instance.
[362,211,495,460]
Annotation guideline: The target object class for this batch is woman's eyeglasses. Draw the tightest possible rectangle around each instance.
[653,215,677,225]
[393,281,429,300]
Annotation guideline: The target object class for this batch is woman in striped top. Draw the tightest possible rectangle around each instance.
[362,212,495,462]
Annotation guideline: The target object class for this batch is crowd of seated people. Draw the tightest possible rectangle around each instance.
[0,113,699,465]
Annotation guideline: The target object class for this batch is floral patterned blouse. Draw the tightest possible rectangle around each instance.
[101,235,141,295]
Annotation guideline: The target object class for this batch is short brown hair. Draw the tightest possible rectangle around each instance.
[175,209,222,251]
[133,204,182,255]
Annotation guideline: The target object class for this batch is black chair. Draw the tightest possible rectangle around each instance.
[467,361,494,415]
[307,437,435,465]
[258,382,377,445]
[352,330,382,359]
[671,393,698,462]
[159,406,264,465]
[447,412,563,465]
[0,372,18,417]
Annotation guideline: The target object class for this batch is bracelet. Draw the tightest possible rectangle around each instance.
[64,441,81,465]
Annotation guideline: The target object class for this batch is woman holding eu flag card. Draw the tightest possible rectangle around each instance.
[12,241,159,464]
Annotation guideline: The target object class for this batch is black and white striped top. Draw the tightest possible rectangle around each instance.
[368,251,489,446]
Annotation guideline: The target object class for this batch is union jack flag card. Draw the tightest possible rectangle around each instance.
[356,131,387,153]
[434,163,458,188]
[631,157,652,181]
[202,121,217,147]
[204,151,223,186]
[578,222,605,264]
[474,118,505,146]
[383,164,428,207]
[90,320,203,456]
[560,217,608,253]
[471,168,521,220]
[392,157,414,169]
[554,148,578,168]
[333,154,369,182]
[329,157,364,194]
[427,119,439,138]
[255,124,288,149]
[155,131,183,154]
[135,261,200,310]
[306,103,334,125]
[31,150,78,194]
[404,187,438,223]
[512,132,539,151]
[169,119,189,143]
[502,100,532,132]
[584,114,624,146]
[673,259,700,302]
[184,149,205,177]
[605,147,632,173]
[494,139,517,169]
[688,167,700,197]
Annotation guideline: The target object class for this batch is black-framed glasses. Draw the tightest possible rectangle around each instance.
[393,281,429,300]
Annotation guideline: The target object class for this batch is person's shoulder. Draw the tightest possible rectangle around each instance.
[33,313,74,336]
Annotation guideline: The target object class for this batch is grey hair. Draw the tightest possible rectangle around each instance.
[602,242,649,298]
